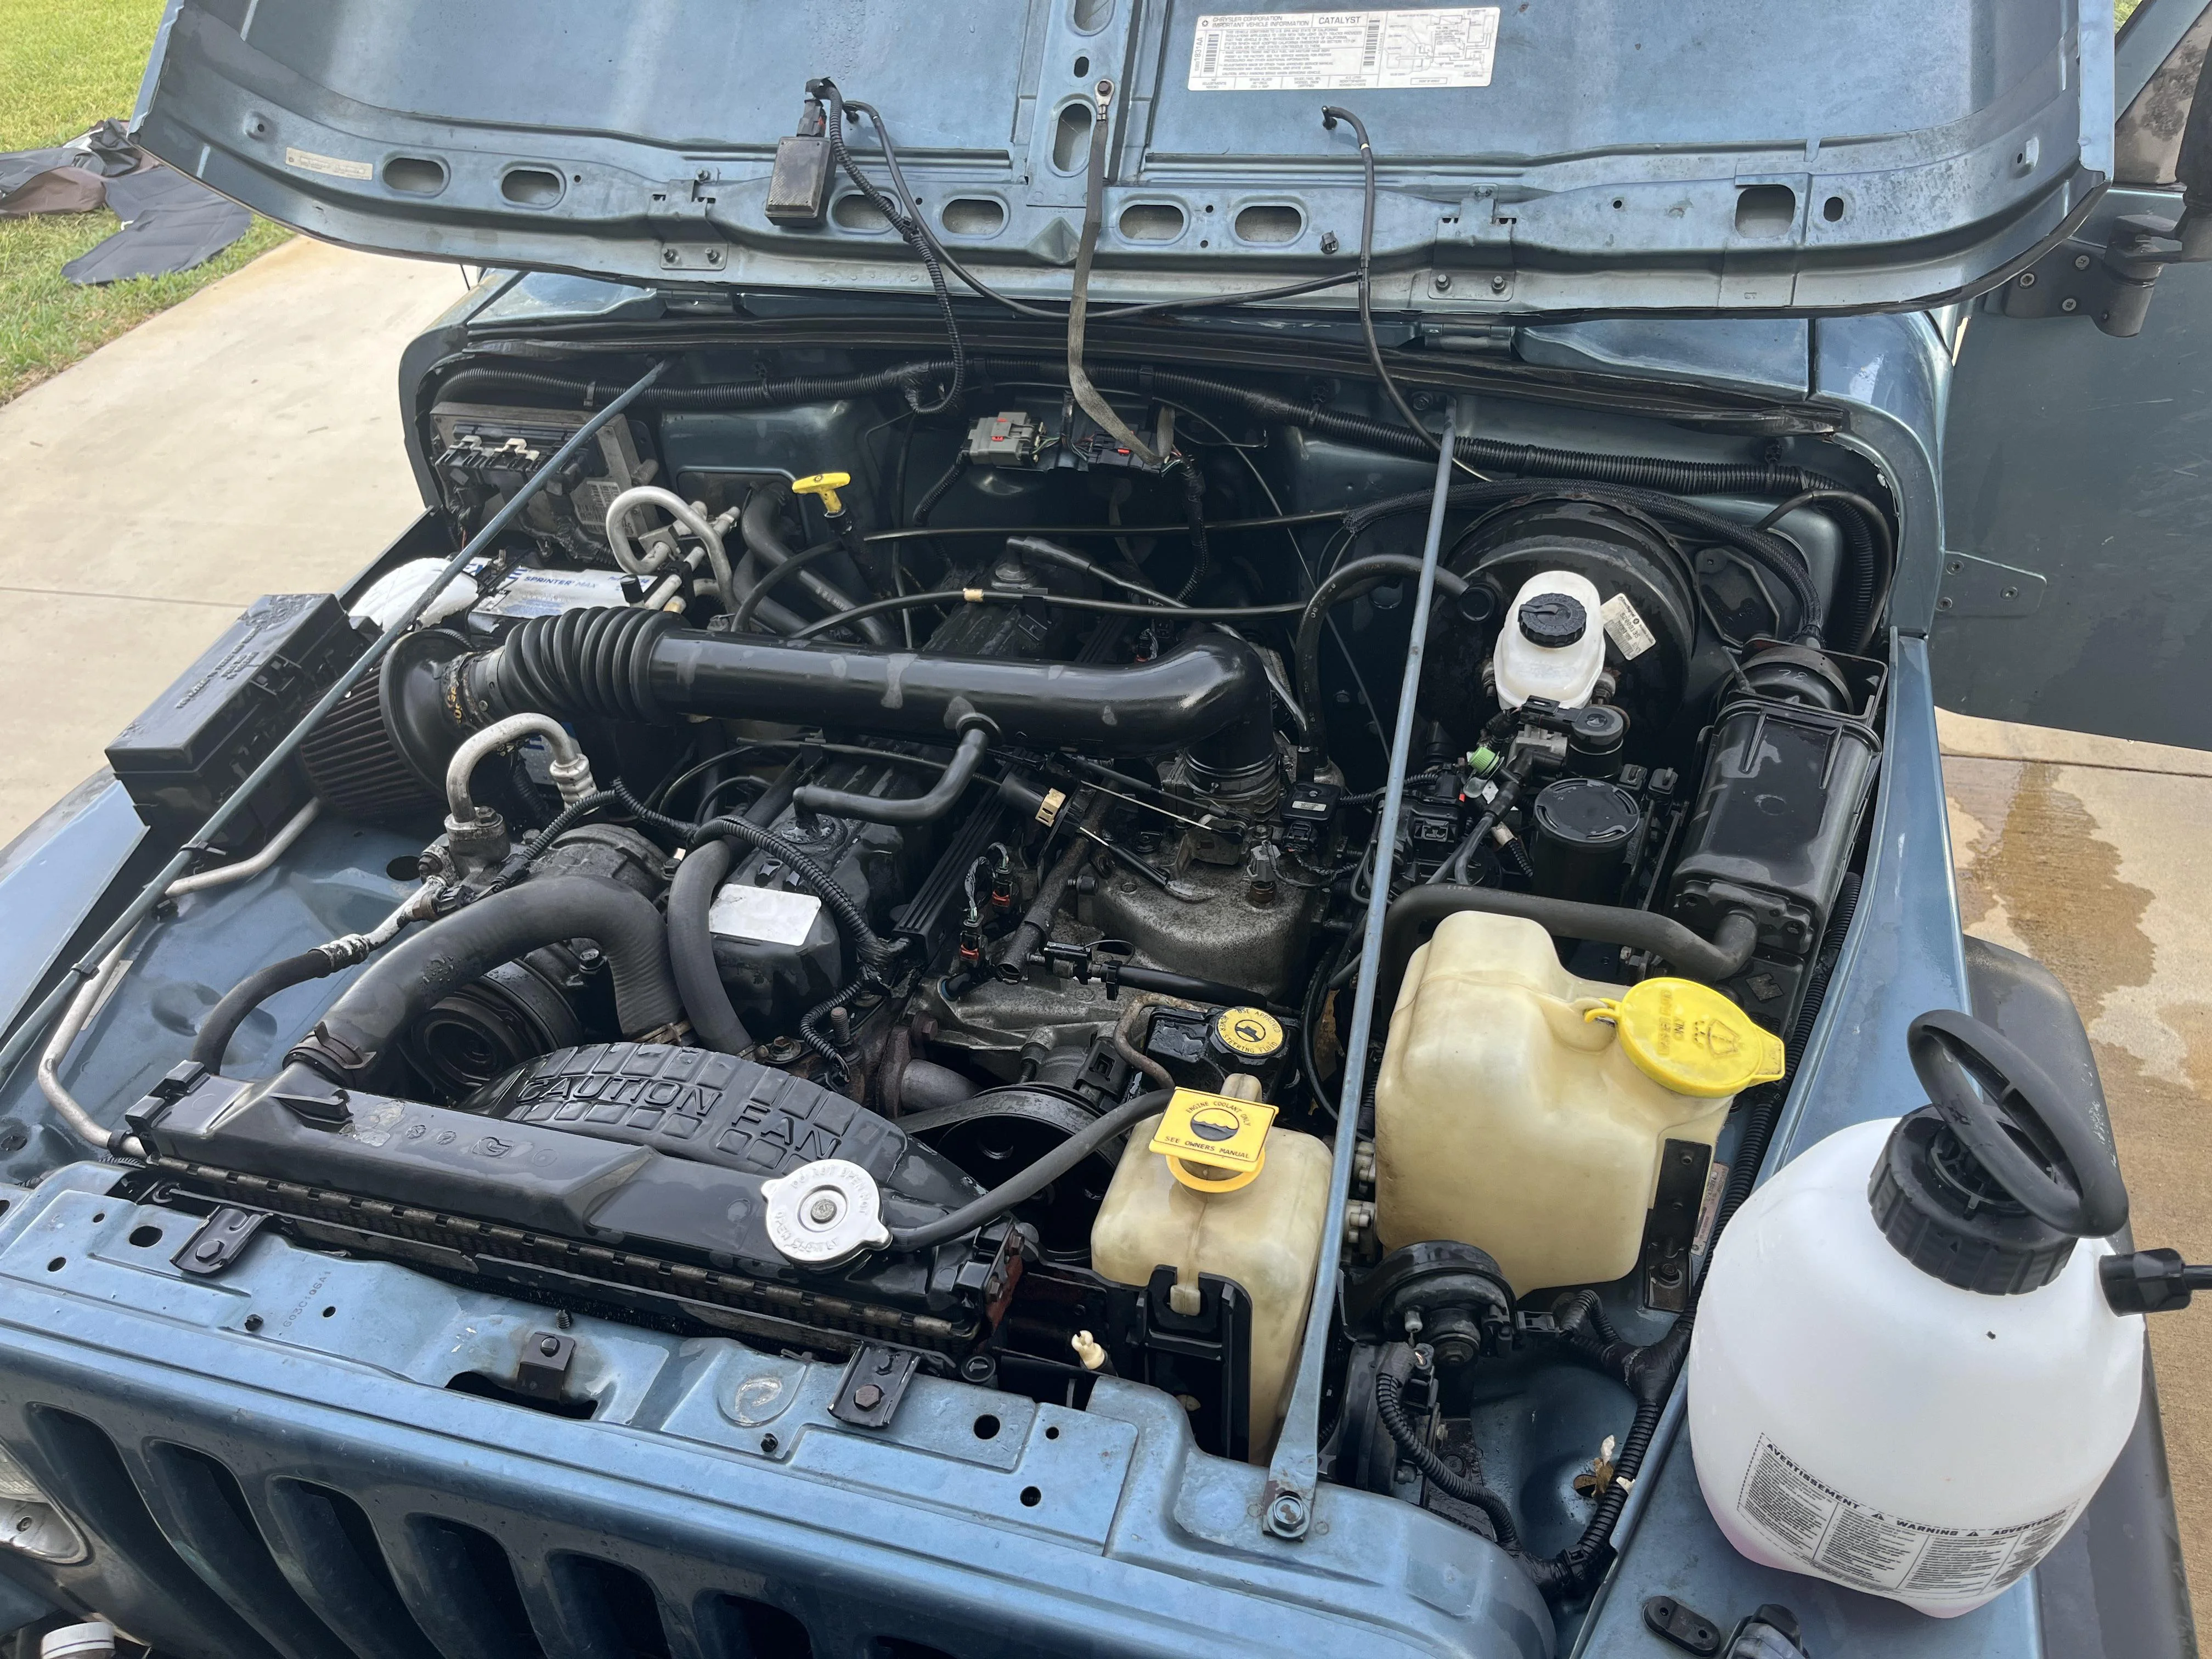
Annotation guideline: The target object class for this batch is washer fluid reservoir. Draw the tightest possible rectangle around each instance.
[1374,911,1783,1293]
[1091,1077,1331,1461]
[1690,1011,2141,1616]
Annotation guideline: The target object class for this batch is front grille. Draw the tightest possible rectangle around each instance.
[0,1181,1545,1659]
[21,1406,849,1659]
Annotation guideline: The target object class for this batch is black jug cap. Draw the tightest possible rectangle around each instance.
[1868,1011,2130,1295]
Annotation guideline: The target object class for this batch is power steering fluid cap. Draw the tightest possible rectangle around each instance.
[1590,978,1785,1099]
[1150,1087,1278,1193]
[760,1158,891,1265]
[1210,1006,1285,1065]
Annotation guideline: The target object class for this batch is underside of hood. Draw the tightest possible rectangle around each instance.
[134,0,2112,317]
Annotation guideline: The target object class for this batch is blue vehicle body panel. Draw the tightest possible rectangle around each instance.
[0,1171,1553,1657]
[0,289,2188,1653]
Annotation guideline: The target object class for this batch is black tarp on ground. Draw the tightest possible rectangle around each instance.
[0,119,249,284]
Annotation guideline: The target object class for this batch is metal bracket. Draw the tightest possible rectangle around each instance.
[1990,206,2212,337]
[174,1205,267,1277]
[830,1342,921,1428]
[1640,1139,1713,1313]
[1936,550,2046,620]
[515,1331,576,1400]
[658,243,729,272]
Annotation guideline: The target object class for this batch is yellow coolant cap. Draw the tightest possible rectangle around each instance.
[1589,978,1785,1098]
[1150,1087,1278,1193]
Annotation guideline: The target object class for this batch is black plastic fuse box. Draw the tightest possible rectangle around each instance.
[105,592,364,851]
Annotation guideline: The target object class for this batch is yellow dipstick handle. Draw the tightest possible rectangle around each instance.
[792,471,850,516]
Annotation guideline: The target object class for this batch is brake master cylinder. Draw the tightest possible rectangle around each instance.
[1688,1011,2180,1617]
[1090,1076,1331,1460]
[1492,569,1606,709]
[1374,910,1783,1293]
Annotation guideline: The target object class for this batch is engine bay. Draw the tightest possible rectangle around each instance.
[80,333,1892,1612]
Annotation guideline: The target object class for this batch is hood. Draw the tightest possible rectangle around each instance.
[133,0,2111,317]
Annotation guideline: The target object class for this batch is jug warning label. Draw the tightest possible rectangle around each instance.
[1188,9,1499,92]
[1736,1436,2076,1600]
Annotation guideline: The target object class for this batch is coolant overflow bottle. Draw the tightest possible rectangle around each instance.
[1688,1009,2162,1617]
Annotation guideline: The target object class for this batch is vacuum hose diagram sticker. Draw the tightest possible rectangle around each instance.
[1189,9,1500,92]
[1737,1435,2078,1600]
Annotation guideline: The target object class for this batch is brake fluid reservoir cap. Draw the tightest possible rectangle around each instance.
[1592,978,1785,1098]
[1150,1087,1278,1193]
[1517,591,1588,647]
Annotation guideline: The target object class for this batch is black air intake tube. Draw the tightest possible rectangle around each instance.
[289,876,681,1085]
[446,608,1275,772]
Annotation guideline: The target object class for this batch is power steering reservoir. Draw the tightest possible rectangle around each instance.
[1373,910,1782,1293]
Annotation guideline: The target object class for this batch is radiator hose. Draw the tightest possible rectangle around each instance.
[289,876,681,1085]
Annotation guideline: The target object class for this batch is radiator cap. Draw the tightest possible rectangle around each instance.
[760,1159,891,1266]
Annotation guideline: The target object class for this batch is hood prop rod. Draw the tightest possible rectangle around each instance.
[1261,398,1462,1541]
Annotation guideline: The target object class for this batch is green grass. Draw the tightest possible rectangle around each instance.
[0,0,291,405]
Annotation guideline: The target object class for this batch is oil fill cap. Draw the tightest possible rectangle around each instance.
[1211,1007,1285,1063]
[1589,979,1785,1099]
[1151,1087,1278,1193]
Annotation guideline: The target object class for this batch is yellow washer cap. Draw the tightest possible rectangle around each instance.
[1589,978,1786,1098]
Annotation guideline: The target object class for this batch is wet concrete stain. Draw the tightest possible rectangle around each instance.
[1947,755,2212,1605]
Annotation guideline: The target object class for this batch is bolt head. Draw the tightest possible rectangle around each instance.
[1490,273,1509,292]
[2074,252,2092,269]
[1266,1493,1308,1532]
[853,1383,884,1409]
[539,1335,561,1356]
[1432,272,1452,291]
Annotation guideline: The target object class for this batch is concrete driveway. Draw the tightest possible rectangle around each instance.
[0,235,464,842]
[0,238,2207,1614]
[1943,709,2212,1597]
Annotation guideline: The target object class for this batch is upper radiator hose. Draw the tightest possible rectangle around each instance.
[442,609,1275,770]
[290,876,681,1085]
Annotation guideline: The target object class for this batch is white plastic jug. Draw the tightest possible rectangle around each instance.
[1689,1011,2142,1616]
[1492,569,1606,709]
[1375,911,1782,1293]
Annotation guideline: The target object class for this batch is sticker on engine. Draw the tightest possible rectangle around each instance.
[284,146,372,180]
[470,567,636,623]
[708,884,823,949]
[1600,593,1657,660]
[1734,1435,2076,1600]
[1188,8,1499,92]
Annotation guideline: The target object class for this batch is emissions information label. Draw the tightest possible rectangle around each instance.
[1736,1436,2076,1600]
[1188,9,1499,92]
